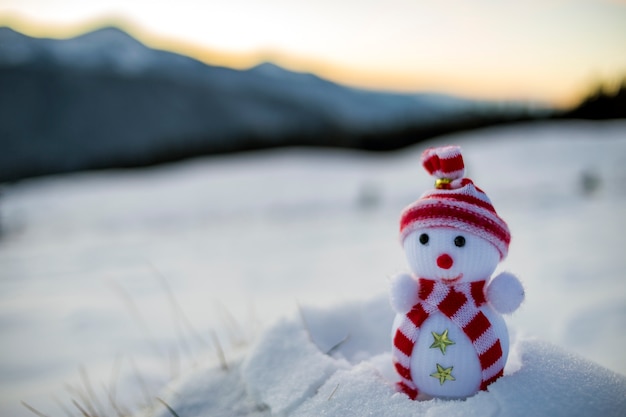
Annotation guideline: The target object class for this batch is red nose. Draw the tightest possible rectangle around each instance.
[437,253,453,269]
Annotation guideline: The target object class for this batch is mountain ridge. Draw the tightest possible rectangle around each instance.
[0,26,539,182]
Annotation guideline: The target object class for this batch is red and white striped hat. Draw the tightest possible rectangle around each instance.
[399,145,511,259]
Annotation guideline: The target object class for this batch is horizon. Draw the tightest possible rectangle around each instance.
[1,1,626,107]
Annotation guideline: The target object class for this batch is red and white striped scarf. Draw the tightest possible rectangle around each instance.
[393,278,504,400]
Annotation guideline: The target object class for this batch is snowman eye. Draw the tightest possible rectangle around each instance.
[419,233,429,245]
[454,236,466,247]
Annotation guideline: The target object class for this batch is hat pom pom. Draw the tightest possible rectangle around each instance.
[421,146,465,182]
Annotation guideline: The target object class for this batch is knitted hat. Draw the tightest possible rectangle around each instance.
[399,145,511,259]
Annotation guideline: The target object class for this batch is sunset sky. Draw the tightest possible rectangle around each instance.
[1,0,625,106]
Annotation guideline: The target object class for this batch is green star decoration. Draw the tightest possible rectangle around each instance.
[430,329,455,354]
[431,363,456,385]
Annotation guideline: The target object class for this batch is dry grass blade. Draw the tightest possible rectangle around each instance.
[65,383,96,417]
[215,301,246,346]
[296,302,313,342]
[150,265,197,365]
[156,397,181,417]
[107,354,123,404]
[52,395,76,417]
[327,384,340,401]
[71,399,92,417]
[108,279,164,360]
[103,382,126,417]
[105,354,125,416]
[326,334,351,355]
[210,330,229,371]
[21,401,51,417]
[151,263,211,350]
[80,366,105,417]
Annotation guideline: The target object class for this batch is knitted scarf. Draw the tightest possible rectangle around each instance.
[392,278,504,400]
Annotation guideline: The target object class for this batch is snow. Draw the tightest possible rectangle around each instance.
[242,319,344,415]
[1,120,626,417]
[150,295,626,417]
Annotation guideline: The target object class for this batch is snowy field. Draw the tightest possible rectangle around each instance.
[1,120,625,417]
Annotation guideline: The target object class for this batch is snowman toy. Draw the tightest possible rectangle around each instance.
[390,145,524,400]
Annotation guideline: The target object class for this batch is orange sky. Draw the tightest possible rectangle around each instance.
[1,0,626,107]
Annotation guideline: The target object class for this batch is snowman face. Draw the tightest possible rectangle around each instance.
[403,227,500,284]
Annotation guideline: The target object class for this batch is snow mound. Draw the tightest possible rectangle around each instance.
[242,319,344,415]
[149,296,626,417]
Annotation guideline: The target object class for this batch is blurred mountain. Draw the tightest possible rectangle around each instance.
[0,26,540,182]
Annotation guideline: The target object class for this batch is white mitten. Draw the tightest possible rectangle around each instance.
[486,272,525,314]
[389,273,419,314]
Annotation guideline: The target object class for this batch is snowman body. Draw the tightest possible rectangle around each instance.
[391,227,517,399]
[392,295,509,398]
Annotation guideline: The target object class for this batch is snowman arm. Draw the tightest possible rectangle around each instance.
[389,273,419,314]
[486,272,525,314]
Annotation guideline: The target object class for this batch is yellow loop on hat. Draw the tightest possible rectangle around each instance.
[435,178,452,189]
